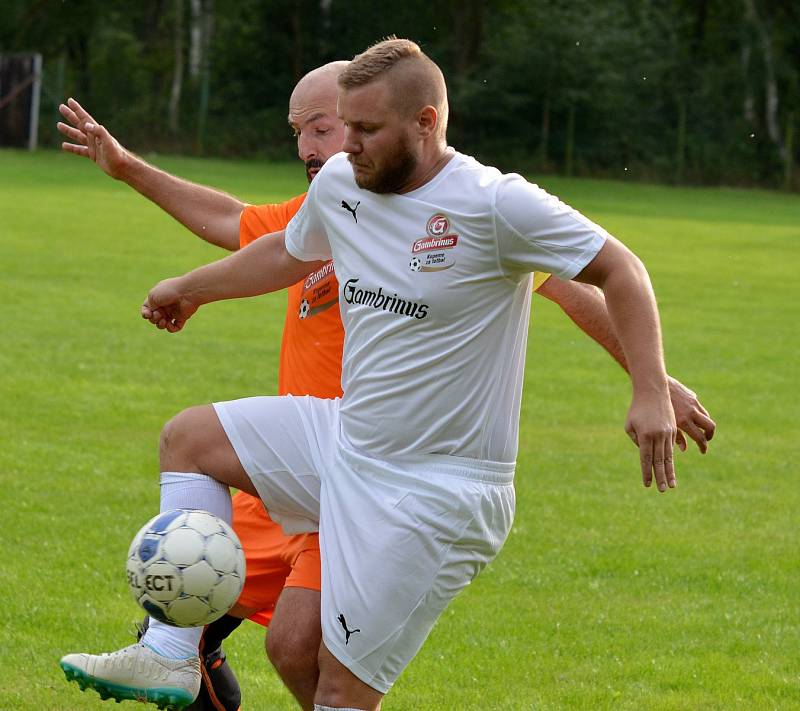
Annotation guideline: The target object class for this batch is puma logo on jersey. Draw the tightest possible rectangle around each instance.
[341,200,361,223]
[337,613,361,644]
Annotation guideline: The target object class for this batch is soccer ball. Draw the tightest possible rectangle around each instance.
[126,509,245,628]
[409,257,422,272]
[299,298,310,319]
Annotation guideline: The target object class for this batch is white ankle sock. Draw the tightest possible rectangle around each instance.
[158,471,232,523]
[314,706,367,711]
[142,619,202,660]
[142,471,232,659]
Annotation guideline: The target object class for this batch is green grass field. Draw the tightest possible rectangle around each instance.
[1,149,798,710]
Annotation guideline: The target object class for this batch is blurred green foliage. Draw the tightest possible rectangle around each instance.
[1,0,798,188]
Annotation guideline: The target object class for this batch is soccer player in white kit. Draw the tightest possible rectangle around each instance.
[112,39,676,710]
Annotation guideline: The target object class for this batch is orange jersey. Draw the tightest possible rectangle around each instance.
[240,197,344,398]
[234,195,343,626]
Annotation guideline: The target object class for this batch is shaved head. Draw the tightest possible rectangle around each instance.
[287,60,349,182]
[289,60,350,116]
[339,39,449,141]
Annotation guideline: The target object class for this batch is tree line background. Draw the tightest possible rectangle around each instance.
[2,0,798,189]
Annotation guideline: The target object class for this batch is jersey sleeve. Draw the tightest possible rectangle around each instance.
[284,177,332,262]
[495,174,607,280]
[239,194,307,248]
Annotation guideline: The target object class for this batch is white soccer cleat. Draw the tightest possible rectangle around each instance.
[60,642,200,710]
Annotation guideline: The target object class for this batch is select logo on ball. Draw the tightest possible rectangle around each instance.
[126,509,246,628]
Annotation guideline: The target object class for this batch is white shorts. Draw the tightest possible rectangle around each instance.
[213,395,516,693]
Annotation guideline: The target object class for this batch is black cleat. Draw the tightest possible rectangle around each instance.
[187,644,241,711]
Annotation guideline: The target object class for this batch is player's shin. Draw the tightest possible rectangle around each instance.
[140,472,234,659]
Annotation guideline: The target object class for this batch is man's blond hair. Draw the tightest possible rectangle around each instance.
[339,37,449,140]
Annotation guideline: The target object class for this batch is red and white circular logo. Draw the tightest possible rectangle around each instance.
[426,213,449,237]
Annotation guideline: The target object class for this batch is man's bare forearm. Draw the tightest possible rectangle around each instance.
[575,239,668,395]
[536,277,628,370]
[121,152,244,251]
[182,231,322,306]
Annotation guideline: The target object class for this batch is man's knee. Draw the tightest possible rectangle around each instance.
[267,622,319,680]
[158,404,253,495]
[159,405,209,470]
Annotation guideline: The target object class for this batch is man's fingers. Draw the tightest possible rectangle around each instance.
[681,420,708,453]
[664,437,676,489]
[57,122,87,144]
[58,102,80,126]
[639,437,653,488]
[639,433,674,493]
[67,97,96,126]
[676,430,687,452]
[83,123,101,161]
[141,303,164,324]
[84,122,108,154]
[61,142,89,157]
[651,440,668,493]
[696,411,716,441]
[141,301,184,333]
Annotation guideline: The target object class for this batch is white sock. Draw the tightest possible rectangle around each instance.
[158,471,232,523]
[314,706,368,711]
[142,619,202,660]
[142,472,232,659]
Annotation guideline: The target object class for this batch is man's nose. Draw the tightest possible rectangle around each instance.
[342,127,360,154]
[298,133,317,161]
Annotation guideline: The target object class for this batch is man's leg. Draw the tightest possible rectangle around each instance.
[62,397,329,708]
[267,587,322,711]
[314,644,383,711]
[141,405,255,660]
[189,614,245,711]
[310,450,515,710]
[186,482,310,711]
[159,404,258,494]
[61,405,256,708]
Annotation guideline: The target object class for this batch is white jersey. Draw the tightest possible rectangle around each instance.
[285,151,607,464]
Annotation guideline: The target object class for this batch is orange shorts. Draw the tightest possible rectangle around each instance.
[231,491,321,627]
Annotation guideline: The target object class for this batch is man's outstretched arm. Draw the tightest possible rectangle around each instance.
[58,98,243,251]
[141,231,324,332]
[536,276,716,453]
[571,237,678,492]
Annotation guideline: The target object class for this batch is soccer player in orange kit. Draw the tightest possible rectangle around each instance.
[58,62,349,711]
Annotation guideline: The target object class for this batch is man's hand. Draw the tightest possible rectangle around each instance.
[141,277,199,333]
[625,389,678,492]
[57,98,129,179]
[669,376,716,453]
[536,277,716,459]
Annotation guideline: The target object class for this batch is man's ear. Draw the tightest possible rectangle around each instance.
[417,105,438,138]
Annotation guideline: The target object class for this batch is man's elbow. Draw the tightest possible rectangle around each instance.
[578,238,647,290]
